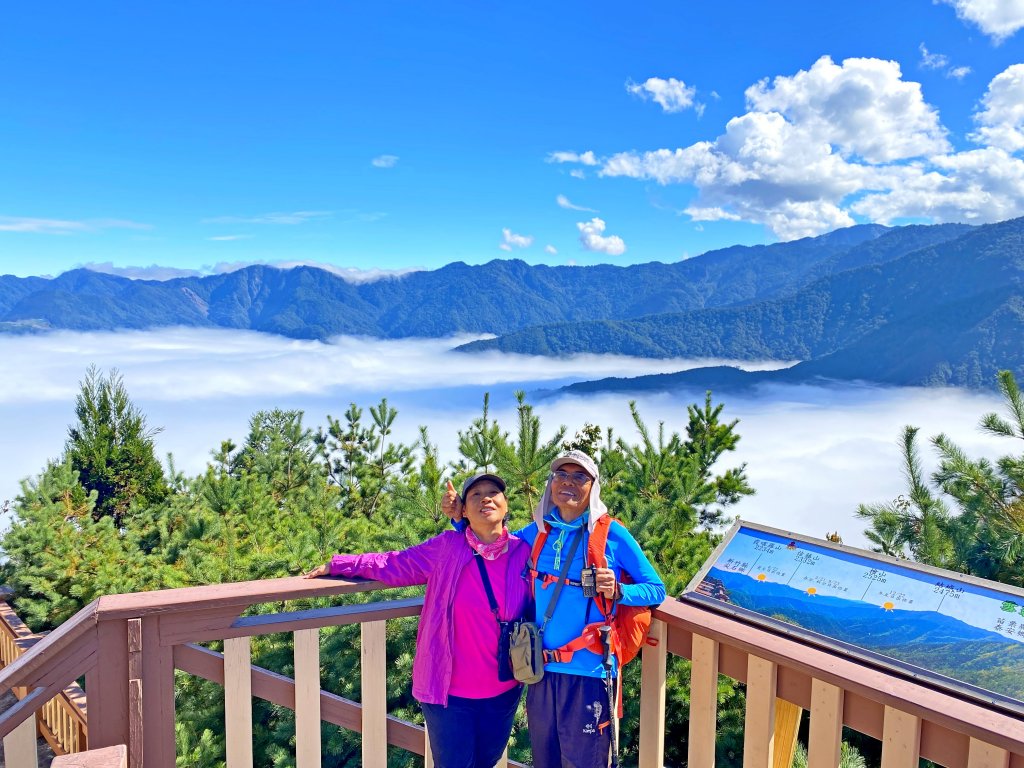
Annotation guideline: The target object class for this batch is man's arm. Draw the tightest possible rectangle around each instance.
[610,527,666,606]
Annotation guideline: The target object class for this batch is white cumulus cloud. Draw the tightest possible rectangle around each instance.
[938,0,1024,42]
[371,154,399,168]
[545,245,558,255]
[553,56,1024,240]
[577,218,626,256]
[626,77,697,113]
[969,64,1024,152]
[499,228,533,252]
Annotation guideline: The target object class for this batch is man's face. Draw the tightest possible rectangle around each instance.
[551,462,593,520]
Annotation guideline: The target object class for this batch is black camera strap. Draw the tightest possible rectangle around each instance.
[539,527,583,634]
[473,552,503,623]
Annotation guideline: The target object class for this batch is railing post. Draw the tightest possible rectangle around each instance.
[638,618,666,768]
[967,738,1010,768]
[688,633,719,768]
[140,616,176,768]
[294,629,321,768]
[224,637,254,768]
[85,619,130,753]
[3,708,39,768]
[881,706,920,768]
[743,655,778,768]
[361,620,388,768]
[807,679,843,768]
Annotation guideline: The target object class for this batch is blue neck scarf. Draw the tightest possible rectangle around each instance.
[545,508,587,570]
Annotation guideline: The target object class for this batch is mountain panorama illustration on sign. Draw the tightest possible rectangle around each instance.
[684,522,1024,716]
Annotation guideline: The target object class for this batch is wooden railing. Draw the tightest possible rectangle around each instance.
[0,576,1022,768]
[0,601,88,758]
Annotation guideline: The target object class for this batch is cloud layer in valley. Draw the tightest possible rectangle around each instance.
[0,329,1008,551]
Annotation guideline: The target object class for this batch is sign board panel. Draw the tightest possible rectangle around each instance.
[682,521,1024,716]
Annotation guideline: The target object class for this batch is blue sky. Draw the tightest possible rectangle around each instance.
[3,0,1024,279]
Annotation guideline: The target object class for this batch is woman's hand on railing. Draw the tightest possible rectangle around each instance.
[442,479,464,522]
[303,564,329,579]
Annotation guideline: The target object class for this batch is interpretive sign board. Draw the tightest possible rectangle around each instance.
[682,521,1024,716]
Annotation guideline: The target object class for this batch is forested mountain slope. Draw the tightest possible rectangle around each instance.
[1,222,956,339]
[468,218,1024,388]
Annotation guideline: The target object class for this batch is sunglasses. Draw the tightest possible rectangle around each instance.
[552,469,592,485]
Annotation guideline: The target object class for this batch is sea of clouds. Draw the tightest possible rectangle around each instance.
[0,328,1008,549]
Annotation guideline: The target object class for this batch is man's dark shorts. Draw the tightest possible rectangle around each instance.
[527,672,613,768]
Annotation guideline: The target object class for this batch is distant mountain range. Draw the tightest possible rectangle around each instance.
[3,216,1024,389]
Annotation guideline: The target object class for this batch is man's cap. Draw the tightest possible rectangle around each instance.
[550,449,599,480]
[461,472,506,500]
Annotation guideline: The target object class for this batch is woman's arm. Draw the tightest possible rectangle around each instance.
[304,533,449,588]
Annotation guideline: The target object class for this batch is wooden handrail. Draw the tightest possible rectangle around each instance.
[0,601,90,755]
[93,574,382,620]
[1,574,1021,768]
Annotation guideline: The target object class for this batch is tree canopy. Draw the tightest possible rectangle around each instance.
[1,370,755,767]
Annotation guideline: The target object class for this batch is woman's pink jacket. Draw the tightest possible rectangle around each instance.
[330,530,531,705]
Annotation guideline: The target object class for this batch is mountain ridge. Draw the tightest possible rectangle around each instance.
[4,218,1024,389]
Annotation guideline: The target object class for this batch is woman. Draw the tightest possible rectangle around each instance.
[306,473,530,768]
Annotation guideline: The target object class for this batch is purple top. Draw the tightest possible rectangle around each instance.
[329,529,531,705]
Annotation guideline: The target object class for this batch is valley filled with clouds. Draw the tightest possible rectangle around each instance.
[0,329,1007,549]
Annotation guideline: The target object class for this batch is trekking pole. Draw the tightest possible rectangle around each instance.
[599,624,618,768]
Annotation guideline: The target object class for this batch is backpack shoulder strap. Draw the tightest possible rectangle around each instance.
[587,514,613,568]
[524,525,549,599]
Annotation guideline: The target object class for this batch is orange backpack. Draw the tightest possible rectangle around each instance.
[526,515,656,670]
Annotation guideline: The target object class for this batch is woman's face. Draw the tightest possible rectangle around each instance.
[463,479,508,529]
[551,462,593,520]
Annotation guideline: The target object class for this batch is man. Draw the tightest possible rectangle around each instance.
[444,449,665,768]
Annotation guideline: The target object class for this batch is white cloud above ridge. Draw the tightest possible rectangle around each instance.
[499,228,533,251]
[65,260,423,284]
[938,0,1024,42]
[626,76,698,113]
[556,56,1024,240]
[371,154,399,168]
[209,235,252,242]
[76,263,204,280]
[0,217,151,235]
[545,245,558,255]
[556,194,597,212]
[969,64,1024,152]
[577,218,626,255]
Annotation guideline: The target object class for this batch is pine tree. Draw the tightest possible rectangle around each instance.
[494,391,565,523]
[64,366,168,527]
[858,370,1024,587]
